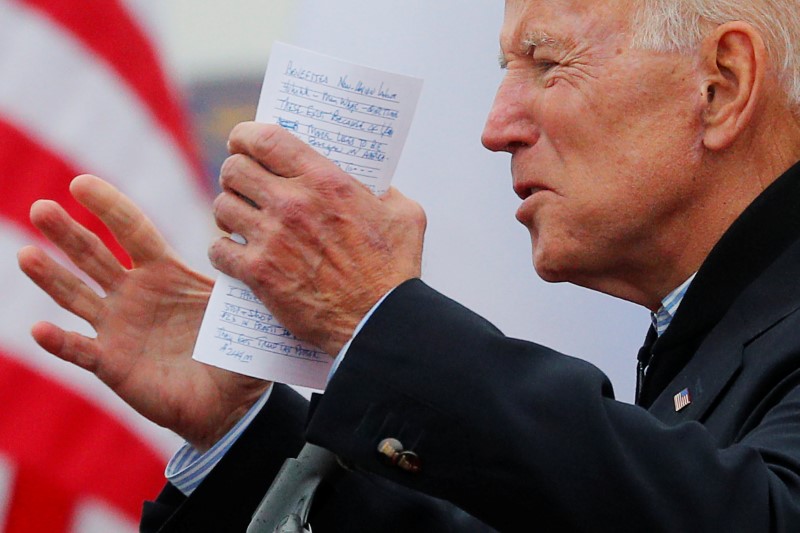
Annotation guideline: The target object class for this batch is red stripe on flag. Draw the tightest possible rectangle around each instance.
[0,351,166,525]
[0,119,131,267]
[4,463,76,533]
[20,0,208,192]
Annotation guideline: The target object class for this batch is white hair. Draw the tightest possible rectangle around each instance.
[632,0,800,107]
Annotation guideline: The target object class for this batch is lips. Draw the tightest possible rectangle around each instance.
[511,159,551,200]
[513,183,549,226]
[513,184,545,200]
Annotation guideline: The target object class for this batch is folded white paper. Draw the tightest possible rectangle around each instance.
[192,42,423,389]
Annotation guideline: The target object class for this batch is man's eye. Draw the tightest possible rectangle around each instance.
[531,58,560,87]
[533,58,558,72]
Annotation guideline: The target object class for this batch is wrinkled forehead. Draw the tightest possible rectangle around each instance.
[500,0,633,50]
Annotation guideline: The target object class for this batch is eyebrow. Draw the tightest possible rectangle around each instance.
[522,30,559,49]
[498,29,572,68]
[522,29,571,52]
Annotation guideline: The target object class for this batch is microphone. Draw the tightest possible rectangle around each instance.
[247,443,340,533]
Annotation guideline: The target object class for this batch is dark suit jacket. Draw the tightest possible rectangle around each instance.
[142,383,489,532]
[144,161,800,531]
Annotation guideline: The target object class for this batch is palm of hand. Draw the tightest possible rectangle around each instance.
[95,257,267,450]
[19,175,269,451]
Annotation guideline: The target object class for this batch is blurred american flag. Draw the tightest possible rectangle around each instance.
[0,1,214,530]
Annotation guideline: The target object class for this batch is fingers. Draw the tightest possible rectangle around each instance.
[207,236,250,282]
[219,154,273,208]
[214,153,277,237]
[30,322,100,373]
[221,122,374,218]
[69,174,169,266]
[18,245,104,324]
[228,122,334,179]
[29,199,125,291]
[216,152,307,240]
[212,188,264,238]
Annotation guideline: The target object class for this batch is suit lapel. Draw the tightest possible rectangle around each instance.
[647,319,744,424]
[648,239,800,425]
[638,161,800,416]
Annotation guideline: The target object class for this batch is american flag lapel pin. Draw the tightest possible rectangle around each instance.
[673,387,692,412]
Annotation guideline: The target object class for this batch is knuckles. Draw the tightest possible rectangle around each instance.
[228,122,262,152]
[310,170,359,198]
[228,121,288,163]
[218,154,250,189]
[211,193,238,234]
[211,193,226,219]
[250,124,290,163]
[274,192,314,227]
[404,199,428,232]
[384,191,428,234]
[207,237,240,277]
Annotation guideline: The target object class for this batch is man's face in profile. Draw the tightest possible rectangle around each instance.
[482,0,709,303]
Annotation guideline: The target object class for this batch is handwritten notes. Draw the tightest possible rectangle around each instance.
[192,42,423,389]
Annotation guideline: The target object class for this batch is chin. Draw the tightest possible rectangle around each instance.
[531,248,572,284]
[534,264,570,284]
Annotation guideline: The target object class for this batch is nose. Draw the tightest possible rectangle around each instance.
[481,76,538,153]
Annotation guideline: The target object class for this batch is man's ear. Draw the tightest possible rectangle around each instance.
[699,22,767,151]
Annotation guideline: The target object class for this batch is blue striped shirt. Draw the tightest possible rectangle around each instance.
[651,274,696,336]
[165,385,273,495]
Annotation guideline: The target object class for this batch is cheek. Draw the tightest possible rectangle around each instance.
[536,90,628,172]
[528,195,644,283]
[524,195,593,270]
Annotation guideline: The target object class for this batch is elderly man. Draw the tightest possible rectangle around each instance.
[18,0,800,530]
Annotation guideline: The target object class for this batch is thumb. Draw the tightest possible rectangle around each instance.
[381,187,428,231]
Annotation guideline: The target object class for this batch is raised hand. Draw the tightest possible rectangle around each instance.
[209,122,427,356]
[18,175,269,451]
